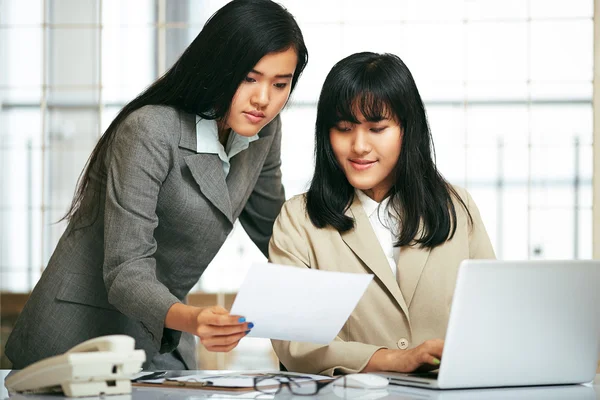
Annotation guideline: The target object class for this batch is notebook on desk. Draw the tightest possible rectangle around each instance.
[375,260,600,390]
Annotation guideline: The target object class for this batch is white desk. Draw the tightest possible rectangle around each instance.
[2,370,599,399]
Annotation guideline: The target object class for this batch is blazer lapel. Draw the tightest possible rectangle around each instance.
[397,220,431,308]
[340,197,410,320]
[227,134,273,216]
[179,111,233,223]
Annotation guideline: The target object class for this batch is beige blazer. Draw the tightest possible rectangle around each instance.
[269,187,495,376]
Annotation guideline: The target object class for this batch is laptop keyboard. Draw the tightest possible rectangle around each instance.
[407,371,439,380]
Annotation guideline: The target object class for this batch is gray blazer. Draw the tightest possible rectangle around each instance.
[5,105,285,370]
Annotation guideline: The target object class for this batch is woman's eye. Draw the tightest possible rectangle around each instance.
[274,83,288,89]
[244,76,257,83]
[335,125,351,132]
[370,127,386,133]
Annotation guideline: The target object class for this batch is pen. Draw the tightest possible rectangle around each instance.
[131,371,167,382]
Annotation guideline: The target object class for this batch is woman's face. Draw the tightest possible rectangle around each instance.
[225,47,298,137]
[329,110,403,202]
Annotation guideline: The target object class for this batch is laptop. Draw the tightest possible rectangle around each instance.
[375,260,600,389]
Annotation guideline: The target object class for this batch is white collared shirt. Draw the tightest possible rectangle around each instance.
[355,189,401,279]
[195,116,259,177]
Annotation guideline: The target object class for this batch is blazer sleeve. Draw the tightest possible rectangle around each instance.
[465,190,496,260]
[269,199,385,376]
[239,115,286,257]
[102,111,182,354]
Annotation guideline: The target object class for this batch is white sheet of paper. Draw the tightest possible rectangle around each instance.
[230,263,373,343]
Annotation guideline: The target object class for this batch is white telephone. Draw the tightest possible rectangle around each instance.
[5,335,146,397]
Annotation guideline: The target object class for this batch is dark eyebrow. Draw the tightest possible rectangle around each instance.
[250,69,294,79]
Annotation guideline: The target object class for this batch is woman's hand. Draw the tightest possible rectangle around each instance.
[192,306,253,352]
[363,339,444,373]
[165,303,253,352]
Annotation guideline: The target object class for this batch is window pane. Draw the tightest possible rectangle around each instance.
[428,105,466,148]
[436,146,466,186]
[466,145,499,183]
[0,145,43,208]
[46,88,100,108]
[47,0,99,25]
[530,0,593,19]
[102,27,156,103]
[0,27,43,87]
[45,110,99,207]
[467,22,528,82]
[530,20,593,82]
[530,82,592,102]
[578,144,593,192]
[47,28,100,86]
[102,0,155,26]
[1,271,34,292]
[0,208,43,291]
[342,0,402,22]
[0,108,42,147]
[165,0,222,25]
[420,82,466,102]
[403,0,464,22]
[403,23,465,83]
[465,83,528,102]
[280,106,315,197]
[530,104,592,145]
[577,208,592,258]
[579,183,592,209]
[280,0,344,24]
[500,187,528,259]
[166,27,196,70]
[466,105,529,145]
[467,187,498,250]
[530,208,574,259]
[47,108,100,146]
[342,23,407,57]
[530,145,575,183]
[466,0,528,21]
[0,87,42,104]
[101,106,121,133]
[502,146,529,182]
[0,0,43,25]
[290,24,343,103]
[531,186,575,209]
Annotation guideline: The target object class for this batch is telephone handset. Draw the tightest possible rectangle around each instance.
[5,335,146,397]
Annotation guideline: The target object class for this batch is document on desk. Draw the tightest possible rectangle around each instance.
[230,262,373,343]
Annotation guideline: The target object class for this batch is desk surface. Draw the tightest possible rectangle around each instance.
[1,370,599,400]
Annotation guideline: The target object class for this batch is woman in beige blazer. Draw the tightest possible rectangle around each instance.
[270,52,495,376]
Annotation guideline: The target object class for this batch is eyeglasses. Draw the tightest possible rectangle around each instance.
[253,373,346,396]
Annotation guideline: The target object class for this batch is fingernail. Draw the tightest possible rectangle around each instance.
[432,358,440,365]
[245,330,250,334]
[248,322,254,329]
[238,317,246,323]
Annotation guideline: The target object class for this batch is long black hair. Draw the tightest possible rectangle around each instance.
[64,0,308,222]
[306,52,471,249]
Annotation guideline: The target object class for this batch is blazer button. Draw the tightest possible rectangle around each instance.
[397,338,409,350]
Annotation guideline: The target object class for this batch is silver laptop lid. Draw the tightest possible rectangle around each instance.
[436,260,600,389]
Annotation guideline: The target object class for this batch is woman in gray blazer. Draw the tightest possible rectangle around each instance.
[5,0,308,371]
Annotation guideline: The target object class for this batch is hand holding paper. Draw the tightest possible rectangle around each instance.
[230,263,373,344]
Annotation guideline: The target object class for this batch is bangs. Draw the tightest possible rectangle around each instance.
[323,77,397,127]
